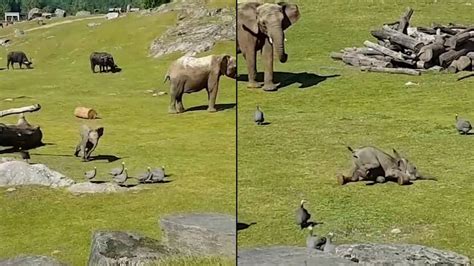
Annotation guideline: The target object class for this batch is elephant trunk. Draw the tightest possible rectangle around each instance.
[268,26,288,63]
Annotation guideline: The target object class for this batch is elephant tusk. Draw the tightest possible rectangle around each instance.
[268,37,273,44]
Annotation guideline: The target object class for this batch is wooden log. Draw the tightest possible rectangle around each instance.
[416,27,437,35]
[433,23,458,35]
[439,42,474,67]
[445,31,474,49]
[363,40,405,60]
[0,124,43,150]
[342,47,384,56]
[360,66,421,76]
[456,56,472,71]
[342,53,393,68]
[397,7,414,34]
[417,42,446,63]
[0,104,41,118]
[382,25,425,52]
[466,52,474,60]
[416,61,433,69]
[74,107,98,119]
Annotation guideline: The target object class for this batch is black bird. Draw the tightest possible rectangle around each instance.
[254,106,264,125]
[455,114,472,135]
[19,149,30,164]
[296,199,312,229]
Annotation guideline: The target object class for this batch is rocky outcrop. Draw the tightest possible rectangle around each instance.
[54,9,66,18]
[68,182,143,194]
[75,11,91,17]
[0,159,75,188]
[0,255,67,266]
[160,213,235,257]
[27,8,42,20]
[238,246,356,266]
[87,231,174,266]
[149,1,235,57]
[335,243,471,265]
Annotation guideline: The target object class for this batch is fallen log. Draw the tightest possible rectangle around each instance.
[445,31,474,49]
[342,47,384,56]
[0,124,43,150]
[371,26,424,52]
[467,52,474,60]
[439,43,474,67]
[397,7,413,34]
[363,40,405,60]
[448,56,472,73]
[0,104,41,118]
[342,53,393,68]
[417,42,446,63]
[360,66,421,75]
[416,60,434,69]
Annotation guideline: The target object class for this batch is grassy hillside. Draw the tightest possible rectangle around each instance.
[238,0,474,259]
[0,6,235,266]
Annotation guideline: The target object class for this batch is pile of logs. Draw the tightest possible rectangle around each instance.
[0,104,44,151]
[331,8,474,76]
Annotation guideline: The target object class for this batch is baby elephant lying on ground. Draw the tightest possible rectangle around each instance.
[338,146,436,185]
[165,54,237,114]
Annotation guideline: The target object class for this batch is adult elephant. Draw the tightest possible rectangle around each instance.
[238,2,300,91]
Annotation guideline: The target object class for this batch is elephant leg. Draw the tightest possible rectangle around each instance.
[19,62,22,69]
[207,77,220,113]
[74,143,82,157]
[168,81,179,114]
[176,92,185,113]
[83,141,97,161]
[337,163,360,185]
[262,41,279,91]
[245,50,261,89]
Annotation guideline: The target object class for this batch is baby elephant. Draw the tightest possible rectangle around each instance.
[74,125,104,161]
[165,54,237,114]
[7,51,33,69]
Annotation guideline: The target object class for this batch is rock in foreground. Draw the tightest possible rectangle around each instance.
[67,182,142,194]
[0,255,67,266]
[88,231,173,266]
[0,160,75,188]
[335,243,471,265]
[160,213,235,257]
[238,246,355,266]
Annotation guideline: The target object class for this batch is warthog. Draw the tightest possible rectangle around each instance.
[7,51,33,69]
[90,52,117,73]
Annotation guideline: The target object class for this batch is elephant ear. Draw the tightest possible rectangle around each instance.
[278,2,300,30]
[238,3,260,34]
[96,127,104,138]
[216,55,230,75]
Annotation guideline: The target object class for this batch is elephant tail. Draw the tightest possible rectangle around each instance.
[347,146,354,153]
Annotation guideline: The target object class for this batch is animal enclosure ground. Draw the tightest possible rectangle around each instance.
[0,4,235,265]
[237,0,473,259]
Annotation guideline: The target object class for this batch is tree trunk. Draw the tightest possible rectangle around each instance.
[439,42,474,67]
[0,104,41,117]
[360,66,421,76]
[364,40,405,60]
[445,31,474,49]
[417,42,446,63]
[342,53,393,68]
[371,26,424,52]
[397,7,413,34]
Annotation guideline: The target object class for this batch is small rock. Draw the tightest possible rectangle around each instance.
[152,93,158,97]
[6,187,16,192]
[391,228,401,234]
[404,81,418,86]
[157,91,167,96]
[14,29,25,37]
[51,250,60,255]
[4,98,13,102]
[146,89,154,93]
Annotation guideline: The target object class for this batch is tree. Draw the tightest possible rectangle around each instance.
[143,0,169,9]
[21,0,41,13]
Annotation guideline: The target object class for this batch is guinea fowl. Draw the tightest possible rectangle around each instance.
[19,149,30,164]
[84,167,97,181]
[109,162,125,176]
[296,199,312,229]
[150,166,166,183]
[113,168,128,185]
[136,167,152,183]
[323,232,336,253]
[254,106,264,125]
[455,114,472,135]
[306,226,326,250]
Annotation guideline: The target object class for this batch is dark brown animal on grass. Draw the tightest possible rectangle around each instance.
[7,51,33,69]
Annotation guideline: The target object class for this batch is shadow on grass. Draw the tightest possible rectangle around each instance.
[0,67,5,71]
[88,155,121,162]
[90,180,108,184]
[186,103,236,112]
[0,142,53,154]
[237,222,257,231]
[238,72,340,90]
[256,122,271,126]
[457,73,474,81]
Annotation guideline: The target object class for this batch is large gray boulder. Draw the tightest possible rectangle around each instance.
[68,182,143,194]
[238,246,356,266]
[335,244,471,265]
[149,2,235,57]
[88,231,174,266]
[54,8,66,17]
[27,8,42,20]
[75,11,91,17]
[160,213,235,257]
[0,160,75,188]
[0,255,67,266]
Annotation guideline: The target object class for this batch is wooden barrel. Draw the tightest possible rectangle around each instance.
[74,107,98,119]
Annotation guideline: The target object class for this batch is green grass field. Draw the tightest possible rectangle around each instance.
[237,0,474,259]
[0,3,235,265]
